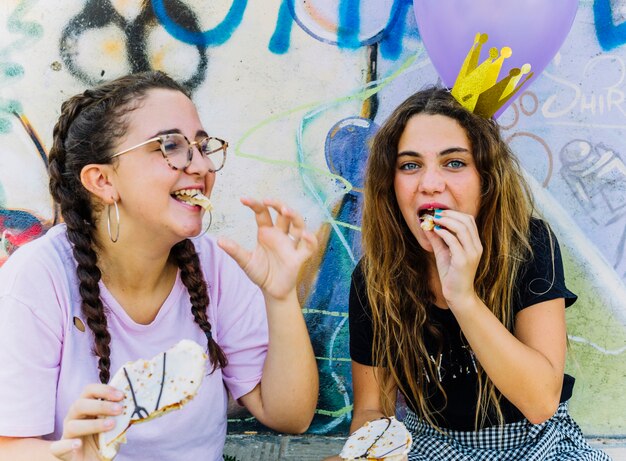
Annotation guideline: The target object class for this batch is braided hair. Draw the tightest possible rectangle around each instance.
[48,71,227,383]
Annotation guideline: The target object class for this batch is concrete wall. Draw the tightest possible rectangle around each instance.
[1,0,624,436]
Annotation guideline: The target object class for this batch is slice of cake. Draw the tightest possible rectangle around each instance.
[339,417,412,460]
[98,339,207,460]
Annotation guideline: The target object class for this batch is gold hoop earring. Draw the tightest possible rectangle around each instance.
[107,201,120,243]
[192,210,212,240]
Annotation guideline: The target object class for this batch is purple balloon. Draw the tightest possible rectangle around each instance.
[413,0,577,118]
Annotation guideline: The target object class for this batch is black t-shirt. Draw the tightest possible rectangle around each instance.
[349,219,577,430]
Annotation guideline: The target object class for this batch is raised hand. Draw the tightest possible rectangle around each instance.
[217,197,318,300]
[49,384,124,461]
[424,209,482,308]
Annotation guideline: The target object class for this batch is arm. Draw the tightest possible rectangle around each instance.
[427,211,566,423]
[238,290,318,433]
[320,362,399,461]
[0,384,124,461]
[0,437,57,461]
[350,361,397,433]
[449,296,566,423]
[218,198,319,433]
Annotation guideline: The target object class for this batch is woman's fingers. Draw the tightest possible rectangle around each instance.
[63,417,116,439]
[217,237,251,269]
[65,385,123,421]
[241,197,274,228]
[262,199,293,235]
[262,199,309,245]
[79,383,124,402]
[49,438,81,459]
[61,384,123,440]
[72,398,123,419]
[295,230,318,258]
[250,198,310,247]
[433,211,482,258]
[287,210,306,244]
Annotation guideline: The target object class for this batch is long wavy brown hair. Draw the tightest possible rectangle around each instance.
[362,87,535,428]
[48,71,227,384]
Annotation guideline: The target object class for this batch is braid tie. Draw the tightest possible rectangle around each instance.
[172,239,227,372]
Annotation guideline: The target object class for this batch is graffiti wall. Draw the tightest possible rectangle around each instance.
[1,0,624,436]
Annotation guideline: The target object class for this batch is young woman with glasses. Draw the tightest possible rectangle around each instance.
[0,71,319,461]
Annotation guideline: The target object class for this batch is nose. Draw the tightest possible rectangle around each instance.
[183,143,212,176]
[418,165,445,194]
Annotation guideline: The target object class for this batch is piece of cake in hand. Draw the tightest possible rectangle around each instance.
[339,416,412,460]
[98,339,207,461]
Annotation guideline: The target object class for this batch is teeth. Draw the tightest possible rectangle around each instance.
[172,189,213,211]
[173,188,202,197]
[419,208,435,220]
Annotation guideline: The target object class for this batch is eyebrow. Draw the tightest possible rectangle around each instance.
[397,147,470,158]
[150,128,209,139]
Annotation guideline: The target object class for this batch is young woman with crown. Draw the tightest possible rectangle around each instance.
[0,71,319,461]
[327,87,611,461]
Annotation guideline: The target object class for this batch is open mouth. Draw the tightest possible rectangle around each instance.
[171,189,213,211]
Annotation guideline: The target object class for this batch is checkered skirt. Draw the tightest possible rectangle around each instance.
[403,402,612,460]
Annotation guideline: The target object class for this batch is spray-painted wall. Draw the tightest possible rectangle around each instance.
[1,0,624,436]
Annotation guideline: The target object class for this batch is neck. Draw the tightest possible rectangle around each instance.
[94,225,181,324]
[98,242,175,292]
[93,215,181,289]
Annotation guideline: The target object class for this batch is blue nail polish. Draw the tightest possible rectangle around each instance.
[434,209,442,218]
[434,225,441,230]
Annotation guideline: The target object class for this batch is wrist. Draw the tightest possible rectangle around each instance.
[263,288,299,307]
[446,291,482,313]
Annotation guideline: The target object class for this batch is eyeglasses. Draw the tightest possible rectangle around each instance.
[111,133,228,172]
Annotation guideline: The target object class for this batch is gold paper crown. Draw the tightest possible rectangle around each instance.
[451,33,533,118]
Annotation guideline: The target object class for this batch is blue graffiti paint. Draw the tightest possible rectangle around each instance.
[380,0,414,60]
[1,0,42,134]
[594,0,626,51]
[305,117,379,434]
[269,0,294,54]
[152,0,248,47]
[338,0,361,49]
[0,97,23,135]
[2,63,23,78]
[284,0,410,54]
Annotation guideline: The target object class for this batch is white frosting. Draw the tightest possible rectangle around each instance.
[98,339,207,460]
[339,416,412,460]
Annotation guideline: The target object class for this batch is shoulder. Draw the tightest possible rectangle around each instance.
[0,225,73,339]
[525,218,565,274]
[351,259,365,286]
[0,224,75,298]
[528,218,555,252]
[349,259,371,317]
[515,218,577,311]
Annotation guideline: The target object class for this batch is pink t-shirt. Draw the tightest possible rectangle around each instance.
[0,224,268,461]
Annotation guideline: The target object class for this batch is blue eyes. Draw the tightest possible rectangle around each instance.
[399,162,419,170]
[398,160,466,170]
[446,160,465,168]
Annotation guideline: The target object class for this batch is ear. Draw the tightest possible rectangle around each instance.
[80,164,118,204]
